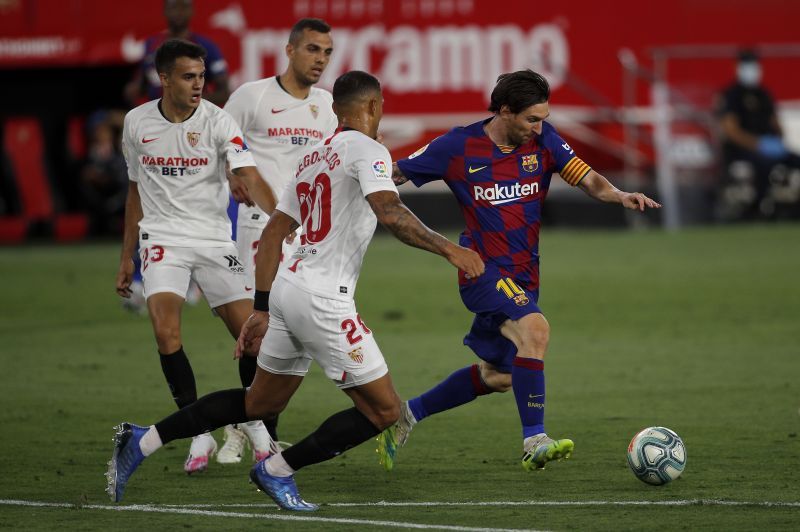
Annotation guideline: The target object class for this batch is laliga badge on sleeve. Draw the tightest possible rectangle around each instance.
[372,159,391,180]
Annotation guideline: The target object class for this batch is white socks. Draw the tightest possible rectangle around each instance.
[264,452,295,477]
[139,426,163,456]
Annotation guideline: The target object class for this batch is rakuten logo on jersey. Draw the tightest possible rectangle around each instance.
[473,182,540,205]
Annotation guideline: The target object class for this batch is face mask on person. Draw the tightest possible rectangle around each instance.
[737,62,762,87]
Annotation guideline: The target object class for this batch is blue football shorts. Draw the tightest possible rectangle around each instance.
[459,263,541,373]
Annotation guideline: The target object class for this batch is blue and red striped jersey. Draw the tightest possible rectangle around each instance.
[397,119,591,291]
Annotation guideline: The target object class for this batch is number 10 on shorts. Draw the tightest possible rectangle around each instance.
[496,277,530,307]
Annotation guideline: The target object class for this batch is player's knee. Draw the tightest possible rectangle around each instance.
[519,318,549,358]
[153,325,181,353]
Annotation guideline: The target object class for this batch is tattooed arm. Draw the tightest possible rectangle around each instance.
[366,190,483,278]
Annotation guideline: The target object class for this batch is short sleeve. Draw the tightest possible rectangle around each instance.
[275,182,302,225]
[396,133,454,187]
[352,143,397,197]
[122,113,142,183]
[541,123,591,186]
[216,110,257,170]
[224,82,257,133]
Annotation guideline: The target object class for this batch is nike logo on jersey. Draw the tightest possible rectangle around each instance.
[468,165,488,174]
[141,137,159,143]
[245,286,253,291]
[271,108,286,114]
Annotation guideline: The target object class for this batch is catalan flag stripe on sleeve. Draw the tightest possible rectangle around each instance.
[560,156,591,186]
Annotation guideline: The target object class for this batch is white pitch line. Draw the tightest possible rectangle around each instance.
[158,499,800,509]
[0,499,544,532]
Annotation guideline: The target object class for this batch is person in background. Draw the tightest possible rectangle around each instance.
[716,49,800,219]
[125,0,229,107]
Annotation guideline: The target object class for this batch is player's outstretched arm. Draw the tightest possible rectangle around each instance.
[116,182,143,298]
[367,190,484,278]
[234,210,299,359]
[578,170,662,212]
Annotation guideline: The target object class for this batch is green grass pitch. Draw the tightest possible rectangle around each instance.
[1,224,799,530]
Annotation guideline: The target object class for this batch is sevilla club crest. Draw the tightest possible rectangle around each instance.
[521,154,538,173]
[347,347,364,364]
[186,131,201,147]
[309,104,319,119]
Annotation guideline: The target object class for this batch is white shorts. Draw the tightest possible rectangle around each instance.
[236,223,300,286]
[139,242,251,308]
[257,279,388,389]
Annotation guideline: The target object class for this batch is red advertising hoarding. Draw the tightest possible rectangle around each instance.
[2,0,799,112]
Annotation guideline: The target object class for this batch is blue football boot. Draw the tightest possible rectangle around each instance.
[106,422,147,502]
[249,458,318,511]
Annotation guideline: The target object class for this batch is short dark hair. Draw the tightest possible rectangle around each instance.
[738,49,759,63]
[289,18,331,45]
[154,38,206,74]
[332,71,381,107]
[488,69,550,114]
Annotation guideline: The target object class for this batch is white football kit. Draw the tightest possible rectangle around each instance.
[258,129,397,388]
[122,99,256,306]
[224,76,337,280]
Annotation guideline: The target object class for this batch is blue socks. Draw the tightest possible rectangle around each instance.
[408,364,491,421]
[512,356,545,438]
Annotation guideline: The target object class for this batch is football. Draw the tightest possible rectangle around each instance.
[627,426,686,485]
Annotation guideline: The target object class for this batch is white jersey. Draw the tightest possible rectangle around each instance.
[122,99,256,246]
[276,130,397,301]
[224,76,337,229]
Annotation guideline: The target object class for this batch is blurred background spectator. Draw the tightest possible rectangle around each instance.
[715,50,800,220]
[1,0,799,243]
[79,110,127,236]
[124,0,230,107]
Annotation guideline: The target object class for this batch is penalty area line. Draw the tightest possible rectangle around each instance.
[0,499,544,532]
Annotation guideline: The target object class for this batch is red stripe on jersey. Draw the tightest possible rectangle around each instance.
[447,154,466,182]
[464,135,493,158]
[493,153,519,182]
[498,202,528,230]
[482,230,510,258]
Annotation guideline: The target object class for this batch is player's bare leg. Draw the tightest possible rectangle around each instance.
[501,313,573,470]
[251,371,399,511]
[147,292,217,472]
[216,299,280,462]
[378,360,509,470]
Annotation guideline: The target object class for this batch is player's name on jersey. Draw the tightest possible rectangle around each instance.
[296,146,341,176]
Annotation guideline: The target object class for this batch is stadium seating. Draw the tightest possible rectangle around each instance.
[1,117,88,242]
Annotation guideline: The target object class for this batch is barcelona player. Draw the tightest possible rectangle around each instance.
[377,69,661,472]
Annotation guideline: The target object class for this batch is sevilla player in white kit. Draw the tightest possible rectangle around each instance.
[217,18,337,461]
[115,39,276,475]
[106,71,483,510]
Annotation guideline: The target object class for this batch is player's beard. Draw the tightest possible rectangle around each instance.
[294,65,320,88]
